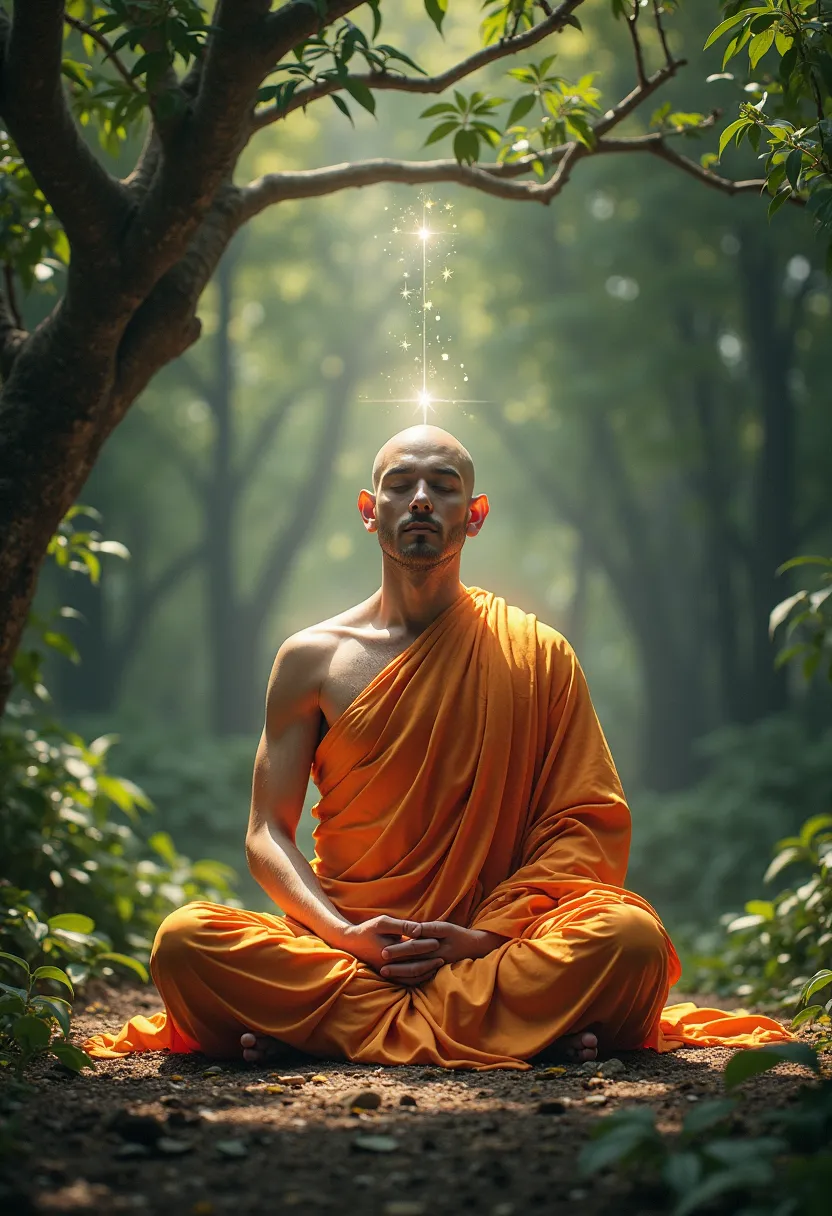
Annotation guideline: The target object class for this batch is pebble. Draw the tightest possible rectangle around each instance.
[597,1058,627,1078]
[216,1138,248,1159]
[341,1089,382,1111]
[275,1074,306,1087]
[156,1136,194,1156]
[584,1094,608,1107]
[583,1076,605,1090]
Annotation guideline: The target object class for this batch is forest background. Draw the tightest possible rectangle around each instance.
[9,0,832,965]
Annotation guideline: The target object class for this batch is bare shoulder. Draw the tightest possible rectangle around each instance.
[267,599,375,715]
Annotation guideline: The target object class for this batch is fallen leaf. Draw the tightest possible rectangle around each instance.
[538,1066,566,1078]
[352,1134,398,1153]
[169,1074,184,1082]
[265,1085,285,1094]
[311,1074,328,1084]
[216,1138,249,1158]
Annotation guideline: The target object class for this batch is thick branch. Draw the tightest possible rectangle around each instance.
[1,2,130,252]
[253,0,587,130]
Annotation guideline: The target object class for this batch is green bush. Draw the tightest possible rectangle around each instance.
[690,814,832,1015]
[628,716,832,930]
[0,700,239,983]
[0,952,92,1079]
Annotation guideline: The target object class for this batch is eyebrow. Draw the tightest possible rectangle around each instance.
[383,464,462,481]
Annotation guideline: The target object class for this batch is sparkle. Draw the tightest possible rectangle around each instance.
[392,226,400,234]
[418,227,431,242]
[401,287,412,299]
[423,300,433,310]
[444,202,454,210]
[400,339,411,351]
[425,199,435,210]
[442,267,453,282]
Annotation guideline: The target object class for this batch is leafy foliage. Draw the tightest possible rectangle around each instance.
[691,813,832,1013]
[629,716,832,928]
[706,2,832,266]
[770,555,832,682]
[579,1045,829,1216]
[0,952,92,1079]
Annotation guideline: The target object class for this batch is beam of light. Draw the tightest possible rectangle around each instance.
[418,389,432,424]
[418,227,431,241]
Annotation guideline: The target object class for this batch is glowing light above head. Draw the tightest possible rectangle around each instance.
[418,226,431,241]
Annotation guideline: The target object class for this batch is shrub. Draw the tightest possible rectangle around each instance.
[0,951,92,1079]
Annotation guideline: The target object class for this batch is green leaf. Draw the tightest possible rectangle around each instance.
[748,26,776,70]
[13,1014,51,1052]
[344,78,376,116]
[785,147,803,191]
[0,993,26,1017]
[329,94,352,123]
[149,831,179,866]
[703,12,754,51]
[96,953,150,983]
[799,814,832,846]
[672,1165,773,1216]
[802,970,832,1002]
[48,913,95,935]
[791,1004,824,1029]
[744,899,774,921]
[424,0,448,34]
[31,996,71,1039]
[768,187,791,219]
[507,94,536,127]
[719,118,751,159]
[0,952,30,976]
[776,556,832,573]
[763,846,804,883]
[724,1043,820,1090]
[31,966,74,996]
[50,1041,94,1073]
[420,102,459,118]
[424,120,460,147]
[663,1151,703,1195]
[681,1097,736,1136]
[453,127,480,166]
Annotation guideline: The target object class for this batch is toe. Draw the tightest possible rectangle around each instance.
[240,1032,256,1048]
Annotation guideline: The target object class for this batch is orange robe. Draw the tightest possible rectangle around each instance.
[85,587,788,1069]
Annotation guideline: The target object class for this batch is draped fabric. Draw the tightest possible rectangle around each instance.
[85,587,789,1068]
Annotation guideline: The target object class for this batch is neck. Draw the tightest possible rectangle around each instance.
[373,554,466,635]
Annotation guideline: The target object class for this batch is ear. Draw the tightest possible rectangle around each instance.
[357,489,378,533]
[466,493,490,537]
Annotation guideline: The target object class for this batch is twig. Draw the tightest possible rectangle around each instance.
[652,0,673,67]
[627,1,647,88]
[252,0,587,130]
[63,13,139,93]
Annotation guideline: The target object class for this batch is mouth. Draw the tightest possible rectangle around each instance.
[402,523,438,533]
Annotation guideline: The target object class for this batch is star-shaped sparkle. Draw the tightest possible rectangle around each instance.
[442,267,453,282]
[400,339,411,351]
[401,287,412,300]
[423,300,433,310]
[425,199,435,210]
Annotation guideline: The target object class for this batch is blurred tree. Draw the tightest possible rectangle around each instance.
[0,0,793,717]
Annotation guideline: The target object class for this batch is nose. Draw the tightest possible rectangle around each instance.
[409,481,433,511]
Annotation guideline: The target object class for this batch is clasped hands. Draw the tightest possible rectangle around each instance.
[333,916,507,988]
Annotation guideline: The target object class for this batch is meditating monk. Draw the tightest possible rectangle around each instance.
[86,425,788,1069]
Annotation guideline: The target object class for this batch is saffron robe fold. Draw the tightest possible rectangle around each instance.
[85,587,789,1069]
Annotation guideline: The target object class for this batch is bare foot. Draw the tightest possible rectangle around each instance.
[240,1031,290,1065]
[533,1029,599,1064]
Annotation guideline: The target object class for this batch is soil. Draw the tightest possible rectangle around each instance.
[0,982,823,1216]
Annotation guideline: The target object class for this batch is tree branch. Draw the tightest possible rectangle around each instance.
[253,0,587,130]
[0,288,28,380]
[626,2,647,88]
[63,13,138,93]
[1,2,131,253]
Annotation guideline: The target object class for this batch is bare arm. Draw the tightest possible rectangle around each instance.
[245,634,351,944]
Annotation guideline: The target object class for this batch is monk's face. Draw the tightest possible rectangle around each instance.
[359,429,488,568]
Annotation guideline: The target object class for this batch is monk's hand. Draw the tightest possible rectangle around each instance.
[410,922,509,965]
[336,916,443,987]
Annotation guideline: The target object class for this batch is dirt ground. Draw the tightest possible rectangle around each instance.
[0,982,821,1216]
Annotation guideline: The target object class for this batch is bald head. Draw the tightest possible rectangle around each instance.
[371,425,475,496]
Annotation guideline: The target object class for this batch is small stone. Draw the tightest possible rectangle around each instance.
[156,1137,194,1156]
[536,1099,571,1115]
[276,1074,307,1087]
[341,1089,382,1111]
[597,1058,627,1078]
[264,1085,285,1094]
[584,1094,608,1107]
[384,1204,426,1216]
[216,1138,249,1158]
[399,1094,418,1107]
[686,1094,700,1103]
[311,1074,329,1084]
[115,1143,150,1160]
[202,1065,223,1076]
[577,1061,599,1076]
[583,1076,605,1090]
[352,1134,398,1153]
